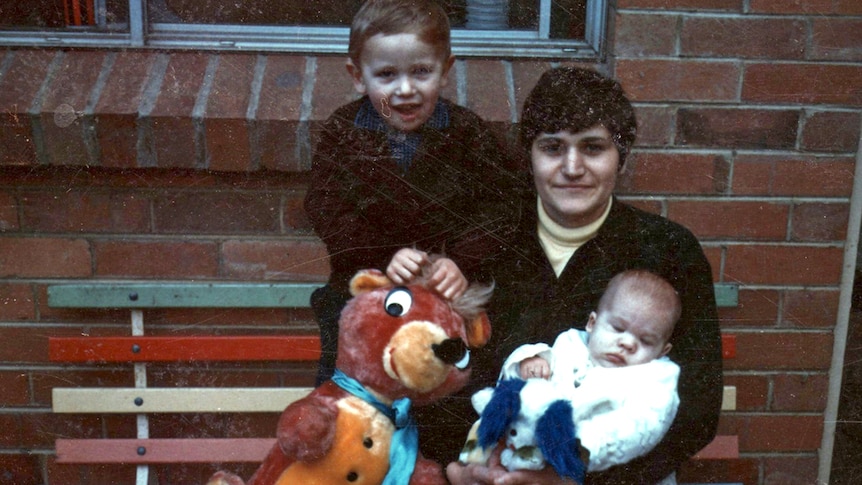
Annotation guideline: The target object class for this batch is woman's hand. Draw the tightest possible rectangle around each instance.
[446,449,507,485]
[447,445,579,485]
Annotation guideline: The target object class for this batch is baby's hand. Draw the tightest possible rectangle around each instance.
[519,356,551,380]
[428,257,468,300]
[386,248,429,285]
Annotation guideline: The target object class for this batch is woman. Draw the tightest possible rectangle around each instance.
[439,66,723,485]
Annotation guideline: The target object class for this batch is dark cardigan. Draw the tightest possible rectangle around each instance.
[417,197,723,485]
[305,96,515,291]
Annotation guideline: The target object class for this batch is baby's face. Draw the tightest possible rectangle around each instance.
[586,295,673,368]
[347,32,453,133]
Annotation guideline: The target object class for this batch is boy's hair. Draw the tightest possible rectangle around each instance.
[598,269,682,333]
[348,0,452,64]
[519,66,637,168]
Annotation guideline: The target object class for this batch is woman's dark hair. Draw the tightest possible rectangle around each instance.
[519,67,637,168]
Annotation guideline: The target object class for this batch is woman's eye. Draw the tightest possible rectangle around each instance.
[539,142,563,155]
[384,287,413,317]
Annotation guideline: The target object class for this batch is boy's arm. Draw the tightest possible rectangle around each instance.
[303,117,395,273]
[437,107,528,281]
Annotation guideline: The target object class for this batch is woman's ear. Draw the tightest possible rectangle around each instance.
[345,59,367,95]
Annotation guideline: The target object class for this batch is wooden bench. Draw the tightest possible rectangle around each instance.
[47,281,740,484]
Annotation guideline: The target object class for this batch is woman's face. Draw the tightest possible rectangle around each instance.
[531,126,620,228]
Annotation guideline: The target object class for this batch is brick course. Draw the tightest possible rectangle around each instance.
[0,2,859,483]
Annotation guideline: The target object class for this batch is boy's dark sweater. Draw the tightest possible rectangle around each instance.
[304,96,517,293]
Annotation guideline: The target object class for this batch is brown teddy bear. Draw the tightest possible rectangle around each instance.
[208,267,492,485]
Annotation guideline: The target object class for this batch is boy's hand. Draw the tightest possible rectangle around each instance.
[519,356,551,380]
[386,248,429,285]
[428,257,468,300]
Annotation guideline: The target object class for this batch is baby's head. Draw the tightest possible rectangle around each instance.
[346,0,454,132]
[586,270,681,368]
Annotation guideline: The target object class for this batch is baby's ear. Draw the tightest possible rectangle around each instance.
[660,342,672,358]
[586,311,597,332]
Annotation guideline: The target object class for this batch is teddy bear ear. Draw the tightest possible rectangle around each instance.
[465,312,492,348]
[349,269,392,296]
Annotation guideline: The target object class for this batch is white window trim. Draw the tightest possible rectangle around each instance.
[0,0,607,59]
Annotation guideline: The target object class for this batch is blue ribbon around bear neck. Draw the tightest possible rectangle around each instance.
[332,369,418,485]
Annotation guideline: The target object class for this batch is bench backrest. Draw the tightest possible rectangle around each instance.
[47,281,739,484]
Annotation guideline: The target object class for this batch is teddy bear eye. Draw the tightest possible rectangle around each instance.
[384,287,413,317]
[347,471,359,482]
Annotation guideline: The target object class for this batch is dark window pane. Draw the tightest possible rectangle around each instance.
[0,0,128,30]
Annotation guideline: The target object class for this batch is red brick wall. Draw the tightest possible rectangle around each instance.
[1,1,860,483]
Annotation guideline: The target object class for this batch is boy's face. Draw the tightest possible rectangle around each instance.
[347,32,454,133]
[585,291,673,368]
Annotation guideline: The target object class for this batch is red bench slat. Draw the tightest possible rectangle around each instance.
[55,438,275,463]
[49,336,321,363]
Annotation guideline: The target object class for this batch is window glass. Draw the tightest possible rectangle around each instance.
[0,0,601,58]
[0,0,128,30]
[149,0,585,38]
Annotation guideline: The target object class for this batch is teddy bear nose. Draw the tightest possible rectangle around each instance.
[432,338,468,366]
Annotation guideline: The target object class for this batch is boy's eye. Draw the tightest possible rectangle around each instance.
[375,68,396,79]
[413,65,432,76]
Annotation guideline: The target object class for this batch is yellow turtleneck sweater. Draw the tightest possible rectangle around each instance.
[536,198,612,277]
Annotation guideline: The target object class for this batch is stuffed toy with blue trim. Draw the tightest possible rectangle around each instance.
[208,267,492,485]
[459,378,589,484]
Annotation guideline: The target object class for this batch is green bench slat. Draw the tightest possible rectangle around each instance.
[46,282,737,308]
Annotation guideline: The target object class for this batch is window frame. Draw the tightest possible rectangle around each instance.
[0,0,607,60]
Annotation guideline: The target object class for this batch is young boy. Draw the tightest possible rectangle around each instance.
[465,270,682,483]
[304,0,515,385]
